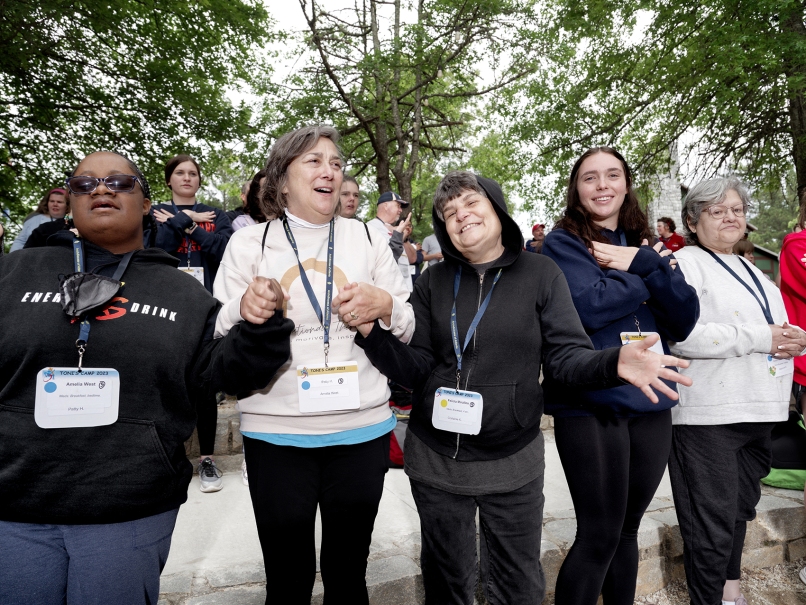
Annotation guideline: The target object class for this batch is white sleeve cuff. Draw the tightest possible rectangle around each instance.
[214,294,245,338]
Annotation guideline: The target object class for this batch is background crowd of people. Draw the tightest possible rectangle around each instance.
[0,126,805,605]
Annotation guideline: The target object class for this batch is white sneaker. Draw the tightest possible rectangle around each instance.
[800,567,806,586]
[241,459,249,486]
[198,457,223,493]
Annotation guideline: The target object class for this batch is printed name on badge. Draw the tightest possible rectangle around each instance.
[297,362,361,413]
[34,367,120,428]
[620,332,665,356]
[432,387,483,435]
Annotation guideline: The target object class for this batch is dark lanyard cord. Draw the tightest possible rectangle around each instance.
[72,237,134,369]
[450,266,503,388]
[698,244,774,324]
[282,217,335,364]
[172,201,198,268]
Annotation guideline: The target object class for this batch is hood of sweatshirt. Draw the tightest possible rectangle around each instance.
[432,175,524,269]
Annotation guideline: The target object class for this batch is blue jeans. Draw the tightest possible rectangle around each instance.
[0,508,179,605]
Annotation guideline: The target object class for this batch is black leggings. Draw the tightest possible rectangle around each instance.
[553,410,672,605]
[243,434,389,605]
[196,393,217,456]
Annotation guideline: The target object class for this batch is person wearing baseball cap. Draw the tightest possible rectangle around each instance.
[525,223,545,254]
[368,191,415,291]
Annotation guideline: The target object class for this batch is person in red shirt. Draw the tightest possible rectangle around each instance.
[657,216,686,251]
[781,206,806,402]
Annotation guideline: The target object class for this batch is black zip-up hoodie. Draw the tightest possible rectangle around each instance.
[0,233,293,524]
[357,176,623,461]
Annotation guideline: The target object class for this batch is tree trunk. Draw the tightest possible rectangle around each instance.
[782,5,806,209]
[370,0,392,196]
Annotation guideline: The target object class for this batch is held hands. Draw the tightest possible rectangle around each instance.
[617,333,692,404]
[240,277,289,324]
[770,322,806,358]
[591,240,677,271]
[331,282,394,337]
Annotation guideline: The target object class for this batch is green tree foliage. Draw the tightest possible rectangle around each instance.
[269,0,542,222]
[501,0,806,216]
[0,0,272,238]
[748,170,801,251]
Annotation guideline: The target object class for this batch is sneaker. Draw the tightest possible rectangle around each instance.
[734,596,748,605]
[241,459,249,486]
[801,567,806,586]
[198,457,223,493]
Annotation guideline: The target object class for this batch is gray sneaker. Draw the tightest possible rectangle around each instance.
[198,457,223,493]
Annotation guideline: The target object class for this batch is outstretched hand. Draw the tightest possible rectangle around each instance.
[617,333,692,403]
[240,277,289,324]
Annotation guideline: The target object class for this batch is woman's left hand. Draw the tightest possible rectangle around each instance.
[778,322,806,357]
[331,282,393,337]
[591,240,642,271]
[617,333,692,403]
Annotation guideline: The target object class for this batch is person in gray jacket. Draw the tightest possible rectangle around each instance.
[669,177,806,605]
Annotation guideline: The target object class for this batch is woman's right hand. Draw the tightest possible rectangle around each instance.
[183,209,216,223]
[770,323,806,358]
[240,277,289,324]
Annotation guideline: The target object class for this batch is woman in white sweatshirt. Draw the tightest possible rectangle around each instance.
[669,177,806,605]
[213,125,414,605]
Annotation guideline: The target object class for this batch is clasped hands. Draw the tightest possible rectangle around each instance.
[591,240,677,271]
[239,278,392,337]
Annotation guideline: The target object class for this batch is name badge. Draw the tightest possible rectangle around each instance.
[180,267,204,285]
[766,355,795,378]
[297,362,360,413]
[34,367,120,429]
[620,332,665,356]
[432,387,483,435]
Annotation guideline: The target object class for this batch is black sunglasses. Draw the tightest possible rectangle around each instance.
[65,174,141,195]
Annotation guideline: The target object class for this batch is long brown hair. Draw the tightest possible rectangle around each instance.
[554,147,652,249]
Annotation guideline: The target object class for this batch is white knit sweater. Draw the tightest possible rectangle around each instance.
[213,215,414,435]
[669,246,792,425]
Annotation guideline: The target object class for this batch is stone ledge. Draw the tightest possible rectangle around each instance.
[161,483,806,604]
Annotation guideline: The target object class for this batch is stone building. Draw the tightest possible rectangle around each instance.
[647,142,685,234]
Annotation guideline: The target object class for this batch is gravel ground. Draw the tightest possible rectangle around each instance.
[634,560,806,605]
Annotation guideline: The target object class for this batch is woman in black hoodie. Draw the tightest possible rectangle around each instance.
[351,170,691,605]
[0,151,293,605]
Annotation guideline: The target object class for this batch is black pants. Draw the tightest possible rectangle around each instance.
[668,423,774,605]
[553,410,671,605]
[410,474,545,605]
[243,434,389,605]
[197,392,217,456]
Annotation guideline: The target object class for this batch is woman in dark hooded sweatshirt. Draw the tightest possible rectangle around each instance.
[348,170,692,605]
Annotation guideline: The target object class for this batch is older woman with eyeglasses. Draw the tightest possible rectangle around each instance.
[668,177,806,605]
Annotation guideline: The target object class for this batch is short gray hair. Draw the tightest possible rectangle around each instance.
[433,171,487,220]
[260,125,343,220]
[681,176,751,244]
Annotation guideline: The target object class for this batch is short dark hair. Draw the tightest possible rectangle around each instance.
[433,171,487,220]
[733,238,754,256]
[245,169,267,223]
[554,147,652,249]
[69,151,151,200]
[342,174,358,187]
[658,216,676,232]
[164,154,201,188]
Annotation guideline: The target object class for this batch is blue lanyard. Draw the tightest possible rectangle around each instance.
[699,244,774,324]
[450,266,503,387]
[618,230,627,247]
[282,217,335,364]
[72,237,134,369]
[172,201,197,268]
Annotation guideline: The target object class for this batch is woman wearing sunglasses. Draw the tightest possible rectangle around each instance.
[152,154,234,492]
[0,151,293,605]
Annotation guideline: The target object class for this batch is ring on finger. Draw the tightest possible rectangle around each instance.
[350,311,359,320]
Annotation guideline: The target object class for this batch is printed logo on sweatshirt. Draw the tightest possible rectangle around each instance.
[177,221,216,254]
[20,292,178,322]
